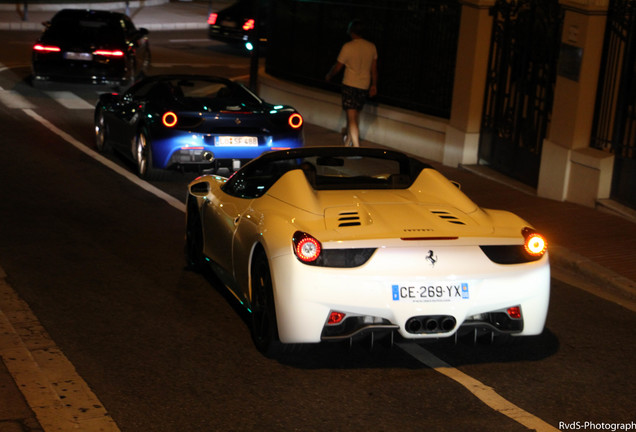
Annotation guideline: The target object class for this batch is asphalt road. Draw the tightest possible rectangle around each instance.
[1,30,635,432]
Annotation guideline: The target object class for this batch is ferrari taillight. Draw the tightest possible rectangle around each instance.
[33,44,61,53]
[288,113,303,129]
[243,19,255,31]
[207,13,218,25]
[522,227,547,257]
[292,231,321,263]
[162,111,178,127]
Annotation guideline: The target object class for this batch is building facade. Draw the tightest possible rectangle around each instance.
[260,0,635,213]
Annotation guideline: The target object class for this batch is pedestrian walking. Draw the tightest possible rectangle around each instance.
[326,19,378,147]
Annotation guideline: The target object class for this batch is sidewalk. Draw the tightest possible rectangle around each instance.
[1,1,636,431]
[0,0,221,31]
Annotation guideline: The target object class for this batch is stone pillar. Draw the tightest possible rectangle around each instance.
[537,0,613,206]
[443,0,495,167]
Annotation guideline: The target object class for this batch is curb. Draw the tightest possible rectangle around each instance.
[0,0,210,30]
[0,0,168,11]
[549,245,636,302]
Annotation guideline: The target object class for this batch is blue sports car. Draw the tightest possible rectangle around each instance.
[94,74,304,179]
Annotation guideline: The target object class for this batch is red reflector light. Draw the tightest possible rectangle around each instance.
[162,111,178,127]
[292,231,321,263]
[328,311,346,325]
[93,49,124,57]
[522,227,547,257]
[507,306,522,319]
[207,12,218,25]
[288,113,303,129]
[243,19,255,31]
[33,44,61,52]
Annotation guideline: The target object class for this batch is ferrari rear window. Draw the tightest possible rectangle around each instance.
[222,150,427,199]
[137,78,262,110]
[299,155,409,190]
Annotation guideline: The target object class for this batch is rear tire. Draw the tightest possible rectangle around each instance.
[94,107,110,152]
[185,198,205,271]
[30,75,45,89]
[135,130,163,180]
[250,252,282,357]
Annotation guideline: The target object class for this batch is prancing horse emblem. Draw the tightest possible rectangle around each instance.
[426,250,437,266]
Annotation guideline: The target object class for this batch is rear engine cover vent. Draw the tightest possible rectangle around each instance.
[431,210,466,225]
[338,211,362,227]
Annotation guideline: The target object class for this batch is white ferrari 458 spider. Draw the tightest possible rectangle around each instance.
[185,147,549,355]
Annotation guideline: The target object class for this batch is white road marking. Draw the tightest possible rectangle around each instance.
[0,268,121,432]
[397,343,560,431]
[45,91,94,109]
[0,89,35,109]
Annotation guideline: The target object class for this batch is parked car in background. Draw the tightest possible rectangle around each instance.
[207,0,268,46]
[94,74,304,179]
[185,147,550,356]
[32,9,150,87]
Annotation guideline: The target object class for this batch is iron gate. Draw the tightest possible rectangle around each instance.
[479,0,563,187]
[591,0,636,209]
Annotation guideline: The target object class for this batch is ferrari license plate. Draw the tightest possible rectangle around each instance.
[64,52,93,61]
[391,283,469,303]
[216,136,258,146]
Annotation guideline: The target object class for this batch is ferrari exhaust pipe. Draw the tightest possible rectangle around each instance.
[441,317,456,331]
[405,315,457,334]
[406,318,422,333]
[202,151,214,161]
[424,318,438,331]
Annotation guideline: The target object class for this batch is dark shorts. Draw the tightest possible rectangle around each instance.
[342,84,368,111]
